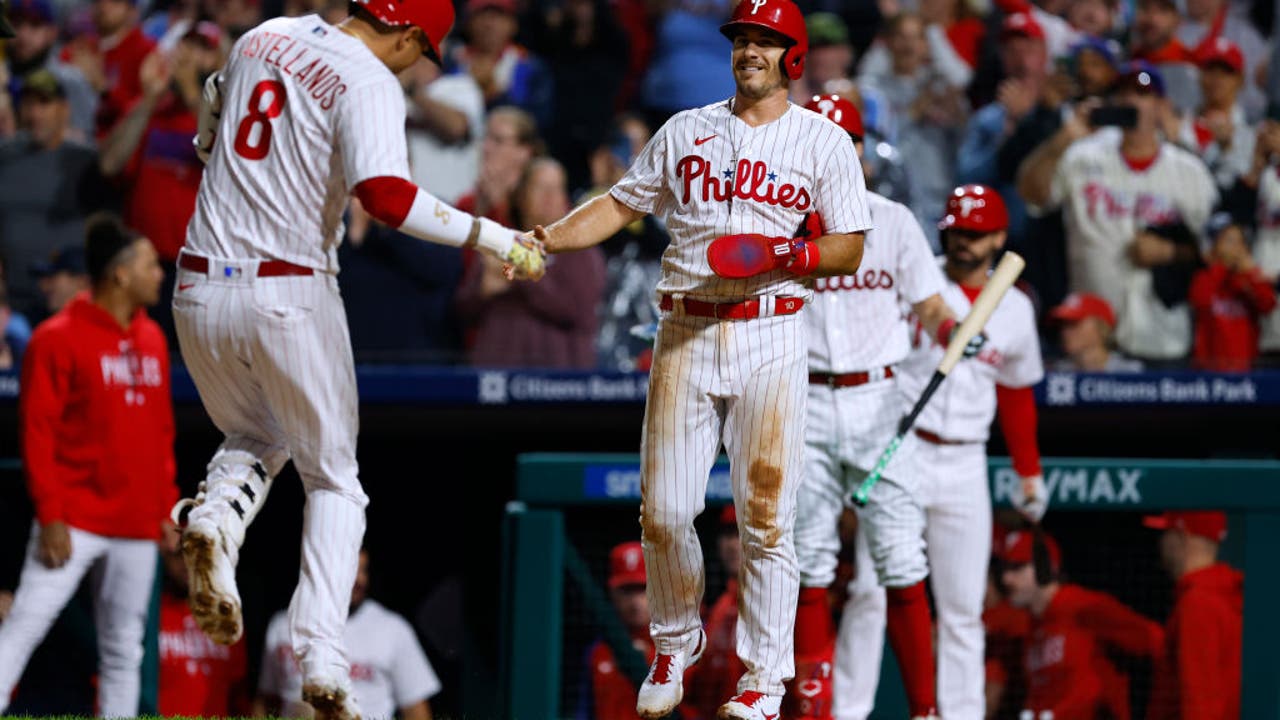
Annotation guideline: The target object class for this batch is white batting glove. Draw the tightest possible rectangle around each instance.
[193,71,224,164]
[1012,474,1048,523]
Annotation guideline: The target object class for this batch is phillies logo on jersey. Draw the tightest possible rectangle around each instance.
[1081,183,1180,225]
[676,155,812,211]
[813,269,895,293]
[1026,634,1066,672]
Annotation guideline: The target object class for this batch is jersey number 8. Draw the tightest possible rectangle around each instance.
[233,80,287,161]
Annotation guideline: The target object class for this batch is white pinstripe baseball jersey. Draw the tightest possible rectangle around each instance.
[186,14,410,273]
[1044,132,1217,358]
[611,101,872,300]
[806,191,945,372]
[897,268,1044,443]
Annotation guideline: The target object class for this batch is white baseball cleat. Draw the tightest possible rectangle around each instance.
[303,679,362,720]
[717,690,783,719]
[180,518,243,645]
[636,629,706,719]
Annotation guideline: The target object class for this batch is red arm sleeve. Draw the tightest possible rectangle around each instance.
[20,331,68,525]
[1174,597,1231,720]
[1080,591,1165,658]
[1228,268,1278,314]
[996,384,1041,477]
[354,176,417,228]
[1188,265,1226,310]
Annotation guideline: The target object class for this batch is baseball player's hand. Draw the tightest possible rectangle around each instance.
[707,234,819,278]
[193,71,224,164]
[502,232,546,281]
[37,521,72,569]
[1013,474,1048,523]
[936,318,988,358]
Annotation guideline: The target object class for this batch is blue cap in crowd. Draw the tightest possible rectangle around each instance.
[1070,35,1122,68]
[30,245,87,278]
[8,0,53,24]
[1116,60,1166,97]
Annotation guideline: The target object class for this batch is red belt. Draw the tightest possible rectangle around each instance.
[809,367,894,388]
[658,294,804,320]
[178,252,314,278]
[915,428,968,445]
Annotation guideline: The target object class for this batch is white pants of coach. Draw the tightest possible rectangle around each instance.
[0,523,157,717]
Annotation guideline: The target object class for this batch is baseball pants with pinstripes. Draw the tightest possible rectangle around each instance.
[172,258,368,684]
[640,307,806,696]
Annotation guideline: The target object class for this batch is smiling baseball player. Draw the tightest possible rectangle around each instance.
[168,2,542,719]
[537,1,871,716]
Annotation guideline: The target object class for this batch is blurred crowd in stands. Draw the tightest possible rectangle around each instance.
[3,0,1280,373]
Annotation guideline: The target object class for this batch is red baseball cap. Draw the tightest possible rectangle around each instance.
[1001,12,1045,42]
[994,529,1061,570]
[1143,511,1228,542]
[1050,292,1116,328]
[608,541,647,589]
[1196,37,1245,74]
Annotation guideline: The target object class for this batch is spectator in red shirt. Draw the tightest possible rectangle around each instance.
[1143,511,1242,720]
[64,0,157,141]
[0,212,176,717]
[99,22,224,266]
[158,523,250,717]
[1189,213,1278,370]
[685,505,746,720]
[998,528,1165,719]
[583,541,655,720]
[1130,0,1195,65]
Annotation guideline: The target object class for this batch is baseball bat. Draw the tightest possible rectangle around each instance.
[851,252,1027,507]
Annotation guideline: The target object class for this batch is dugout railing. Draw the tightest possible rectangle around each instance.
[500,454,1280,720]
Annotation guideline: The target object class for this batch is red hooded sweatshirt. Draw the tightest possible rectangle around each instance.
[1023,584,1165,718]
[20,292,177,540]
[1147,563,1244,720]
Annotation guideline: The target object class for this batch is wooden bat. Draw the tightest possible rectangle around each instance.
[851,252,1027,507]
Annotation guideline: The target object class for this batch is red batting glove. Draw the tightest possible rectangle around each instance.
[708,234,821,278]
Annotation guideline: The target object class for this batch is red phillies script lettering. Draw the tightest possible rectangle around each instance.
[676,155,811,211]
[1082,182,1181,226]
[814,270,894,293]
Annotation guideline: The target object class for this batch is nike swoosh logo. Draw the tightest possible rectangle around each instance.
[178,283,195,291]
[694,134,718,146]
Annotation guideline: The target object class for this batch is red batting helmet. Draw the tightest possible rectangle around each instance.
[720,0,809,81]
[804,94,862,139]
[356,0,455,65]
[938,184,1009,233]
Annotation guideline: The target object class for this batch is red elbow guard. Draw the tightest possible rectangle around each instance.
[354,176,416,228]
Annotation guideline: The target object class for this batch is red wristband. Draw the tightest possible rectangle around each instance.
[787,240,820,276]
[937,317,957,345]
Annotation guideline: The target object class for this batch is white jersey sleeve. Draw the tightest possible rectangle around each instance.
[336,75,411,189]
[389,615,442,708]
[812,132,872,235]
[994,290,1045,389]
[895,212,945,305]
[610,120,669,215]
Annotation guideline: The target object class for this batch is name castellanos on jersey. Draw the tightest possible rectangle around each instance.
[239,26,347,110]
[676,156,812,210]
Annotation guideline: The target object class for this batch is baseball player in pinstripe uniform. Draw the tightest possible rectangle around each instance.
[790,94,970,720]
[538,1,871,716]
[835,185,1047,720]
[168,2,543,718]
